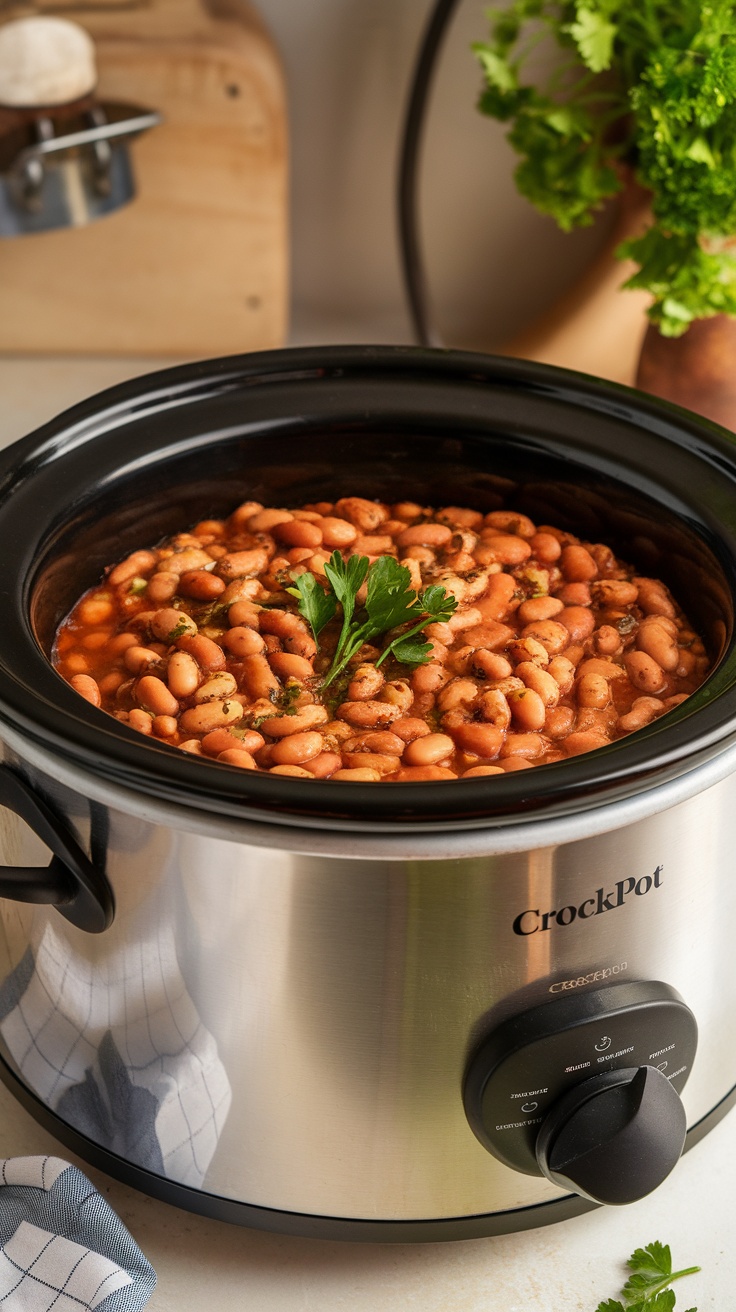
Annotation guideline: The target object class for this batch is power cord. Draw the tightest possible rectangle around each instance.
[397,0,463,348]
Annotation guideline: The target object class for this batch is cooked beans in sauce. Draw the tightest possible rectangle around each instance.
[52,497,712,781]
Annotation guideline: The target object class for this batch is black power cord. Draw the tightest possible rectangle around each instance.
[397,0,464,348]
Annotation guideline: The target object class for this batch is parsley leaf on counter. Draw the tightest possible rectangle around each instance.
[289,551,457,689]
[594,1241,700,1311]
[474,0,736,336]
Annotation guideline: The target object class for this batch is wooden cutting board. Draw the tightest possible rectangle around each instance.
[0,0,288,355]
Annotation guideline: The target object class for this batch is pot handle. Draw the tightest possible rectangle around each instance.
[0,765,114,933]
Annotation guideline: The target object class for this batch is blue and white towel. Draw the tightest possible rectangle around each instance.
[0,906,231,1189]
[0,1155,155,1310]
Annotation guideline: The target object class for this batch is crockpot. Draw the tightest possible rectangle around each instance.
[0,346,736,1241]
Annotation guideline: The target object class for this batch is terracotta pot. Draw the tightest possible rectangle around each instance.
[503,180,652,386]
[636,316,736,431]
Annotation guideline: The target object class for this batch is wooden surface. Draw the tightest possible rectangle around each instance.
[0,0,288,355]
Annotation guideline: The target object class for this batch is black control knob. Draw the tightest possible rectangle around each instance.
[463,981,698,1199]
[535,1064,686,1204]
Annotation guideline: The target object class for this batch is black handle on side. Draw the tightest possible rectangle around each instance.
[0,765,114,933]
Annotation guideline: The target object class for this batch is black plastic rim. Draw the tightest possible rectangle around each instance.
[2,344,736,833]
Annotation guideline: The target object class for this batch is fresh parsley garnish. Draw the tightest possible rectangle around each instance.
[595,1241,699,1312]
[127,576,148,596]
[288,550,457,688]
[286,571,337,643]
[474,0,736,337]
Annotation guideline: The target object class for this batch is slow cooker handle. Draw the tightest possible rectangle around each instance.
[0,766,114,933]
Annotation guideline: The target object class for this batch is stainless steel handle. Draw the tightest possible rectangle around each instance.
[13,110,162,172]
[0,765,114,933]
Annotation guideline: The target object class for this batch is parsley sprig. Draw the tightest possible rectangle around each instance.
[287,551,457,689]
[595,1241,700,1312]
[474,0,736,336]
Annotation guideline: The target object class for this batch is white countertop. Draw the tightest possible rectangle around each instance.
[0,356,728,1310]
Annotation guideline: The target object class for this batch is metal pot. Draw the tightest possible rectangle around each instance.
[0,346,735,1241]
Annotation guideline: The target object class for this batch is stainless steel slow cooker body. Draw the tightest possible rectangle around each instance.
[1,346,736,1241]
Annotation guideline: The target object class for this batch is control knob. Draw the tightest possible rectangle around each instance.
[463,980,698,1204]
[535,1064,686,1204]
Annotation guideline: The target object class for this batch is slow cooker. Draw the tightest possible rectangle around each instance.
[0,346,735,1241]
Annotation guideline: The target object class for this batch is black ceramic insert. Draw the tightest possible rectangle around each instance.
[1,346,736,831]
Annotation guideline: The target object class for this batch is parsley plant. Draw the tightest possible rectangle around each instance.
[474,0,736,336]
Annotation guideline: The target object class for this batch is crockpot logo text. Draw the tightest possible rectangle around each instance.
[512,866,663,936]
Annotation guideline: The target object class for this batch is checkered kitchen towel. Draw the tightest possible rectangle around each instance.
[0,1156,155,1311]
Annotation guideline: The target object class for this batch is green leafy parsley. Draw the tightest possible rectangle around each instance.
[474,0,736,336]
[595,1240,700,1311]
[287,551,457,689]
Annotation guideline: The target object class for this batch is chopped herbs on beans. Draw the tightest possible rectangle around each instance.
[53,495,712,782]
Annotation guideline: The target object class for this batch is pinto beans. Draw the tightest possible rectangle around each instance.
[521,620,569,656]
[108,550,157,587]
[202,728,265,756]
[403,733,455,766]
[517,596,564,625]
[464,621,515,651]
[334,497,388,532]
[558,606,596,642]
[320,517,358,548]
[178,570,226,601]
[348,663,384,700]
[271,732,324,765]
[343,731,404,756]
[563,730,610,757]
[258,610,317,660]
[529,532,561,563]
[636,621,679,672]
[193,673,238,703]
[625,650,668,694]
[136,675,180,717]
[635,578,676,618]
[449,721,504,758]
[216,548,270,580]
[337,700,402,728]
[500,732,546,758]
[560,545,598,581]
[151,608,198,642]
[391,765,458,781]
[380,680,414,712]
[124,645,161,674]
[516,662,560,707]
[397,522,453,548]
[241,653,281,700]
[480,533,531,565]
[332,767,382,781]
[167,651,200,698]
[576,672,611,709]
[507,687,546,731]
[217,748,257,769]
[179,699,244,733]
[267,651,314,682]
[261,705,330,737]
[303,752,343,778]
[70,674,101,707]
[274,519,323,549]
[57,494,711,781]
[177,635,227,671]
[146,572,180,604]
[224,626,266,658]
[475,572,517,620]
[391,717,432,742]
